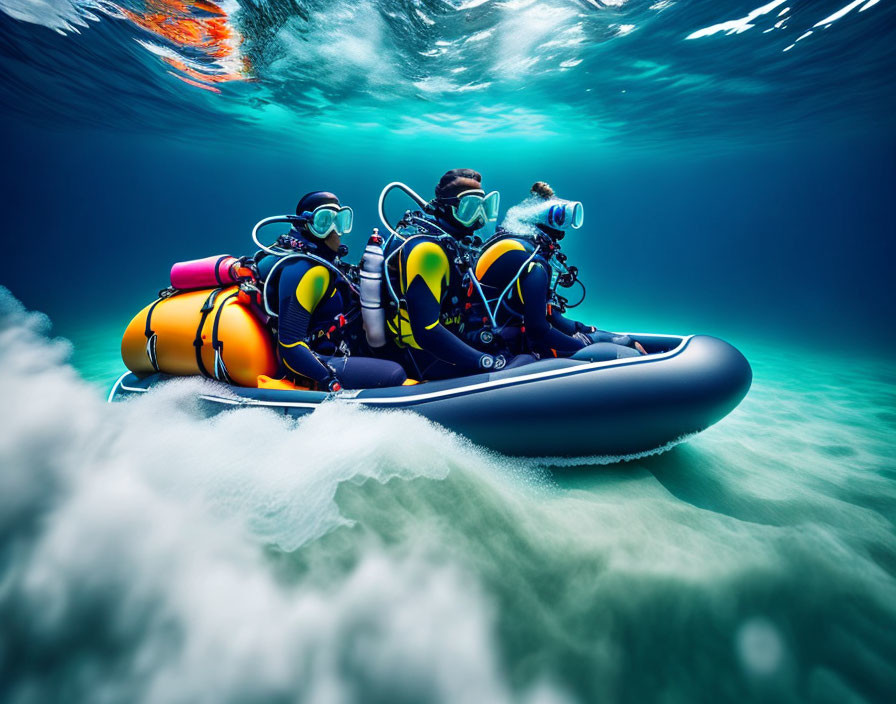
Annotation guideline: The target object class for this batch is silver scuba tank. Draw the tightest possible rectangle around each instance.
[360,229,387,348]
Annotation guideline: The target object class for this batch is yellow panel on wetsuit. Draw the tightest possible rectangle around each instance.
[475,239,526,280]
[403,241,450,300]
[387,308,422,349]
[514,261,539,304]
[296,265,331,313]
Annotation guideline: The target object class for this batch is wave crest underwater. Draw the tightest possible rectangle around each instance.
[1,286,895,702]
[1,0,893,143]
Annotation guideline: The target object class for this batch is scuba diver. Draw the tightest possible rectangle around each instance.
[474,182,646,360]
[256,191,408,391]
[375,169,534,380]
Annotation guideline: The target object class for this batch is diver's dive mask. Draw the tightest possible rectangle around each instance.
[441,189,501,228]
[299,205,354,239]
[543,200,584,231]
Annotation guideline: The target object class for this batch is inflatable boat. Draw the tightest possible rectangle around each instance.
[108,332,752,460]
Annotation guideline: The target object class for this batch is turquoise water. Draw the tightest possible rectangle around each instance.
[2,1,895,702]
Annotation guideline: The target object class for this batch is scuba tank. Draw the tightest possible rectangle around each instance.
[170,255,240,290]
[360,229,387,349]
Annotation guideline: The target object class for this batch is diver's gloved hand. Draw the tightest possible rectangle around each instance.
[586,329,648,356]
[607,333,647,355]
[478,354,500,371]
[480,354,536,372]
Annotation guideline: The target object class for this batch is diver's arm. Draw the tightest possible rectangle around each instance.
[548,306,646,354]
[403,241,486,371]
[278,263,337,385]
[548,307,594,336]
[520,263,587,356]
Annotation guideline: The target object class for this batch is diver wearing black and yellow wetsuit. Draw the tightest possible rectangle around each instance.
[475,235,589,357]
[475,182,645,360]
[383,169,532,380]
[273,192,407,390]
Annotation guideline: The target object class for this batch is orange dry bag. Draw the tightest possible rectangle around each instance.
[121,286,277,387]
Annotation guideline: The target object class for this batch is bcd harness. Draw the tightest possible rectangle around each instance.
[256,233,362,356]
[382,212,484,350]
[475,229,586,325]
[379,212,588,354]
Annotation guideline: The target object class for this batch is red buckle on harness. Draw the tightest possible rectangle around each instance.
[338,314,346,327]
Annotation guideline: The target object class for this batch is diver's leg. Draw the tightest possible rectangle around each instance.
[325,356,408,389]
[588,330,645,355]
[517,265,585,356]
[414,358,468,381]
[503,353,538,370]
[423,353,537,378]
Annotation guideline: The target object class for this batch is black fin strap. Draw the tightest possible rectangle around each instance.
[143,296,168,372]
[193,288,223,378]
[146,334,159,372]
[210,292,239,383]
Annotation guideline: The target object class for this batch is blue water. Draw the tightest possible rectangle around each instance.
[1,1,895,702]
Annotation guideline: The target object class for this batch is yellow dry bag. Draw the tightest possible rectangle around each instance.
[121,286,277,387]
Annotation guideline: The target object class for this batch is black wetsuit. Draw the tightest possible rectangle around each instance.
[475,232,641,359]
[383,213,492,380]
[273,234,407,389]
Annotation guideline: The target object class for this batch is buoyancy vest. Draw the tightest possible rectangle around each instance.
[383,214,476,349]
[256,245,363,355]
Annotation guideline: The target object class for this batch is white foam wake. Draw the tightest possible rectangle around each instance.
[0,287,566,704]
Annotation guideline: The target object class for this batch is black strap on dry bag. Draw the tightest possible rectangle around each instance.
[210,291,239,384]
[193,288,223,378]
[143,297,168,372]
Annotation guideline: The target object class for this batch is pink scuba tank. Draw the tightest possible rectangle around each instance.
[170,255,239,290]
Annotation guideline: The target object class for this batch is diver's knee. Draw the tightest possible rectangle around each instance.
[383,361,408,386]
[504,353,537,370]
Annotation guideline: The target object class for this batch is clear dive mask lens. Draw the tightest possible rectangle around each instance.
[546,200,584,230]
[305,206,354,238]
[451,190,500,227]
